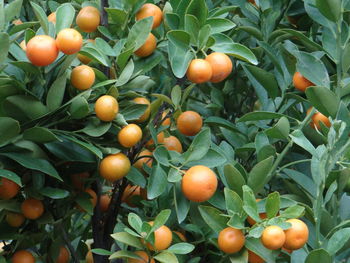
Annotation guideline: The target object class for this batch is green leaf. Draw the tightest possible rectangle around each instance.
[105,8,128,27]
[4,0,22,23]
[265,192,280,218]
[316,0,341,22]
[0,169,22,187]
[61,135,102,159]
[245,237,275,262]
[174,182,190,224]
[242,185,260,223]
[290,130,316,155]
[305,86,339,119]
[326,228,350,255]
[90,249,112,256]
[109,250,141,260]
[56,3,75,34]
[186,148,226,168]
[126,167,146,188]
[211,43,258,65]
[224,164,246,197]
[147,163,168,199]
[154,251,179,263]
[46,74,67,111]
[198,205,228,233]
[80,120,112,137]
[279,205,305,219]
[183,128,211,163]
[126,16,153,50]
[238,111,287,122]
[39,187,69,199]
[23,127,59,143]
[9,22,39,35]
[247,156,274,193]
[110,232,143,249]
[265,117,290,139]
[305,249,332,263]
[171,85,182,108]
[198,24,211,50]
[0,1,4,31]
[121,104,148,121]
[0,117,20,146]
[68,96,89,119]
[154,146,170,166]
[128,213,143,234]
[167,243,195,254]
[151,209,171,233]
[116,59,134,86]
[206,18,235,34]
[224,188,243,215]
[4,95,48,120]
[30,2,49,35]
[186,0,208,26]
[0,33,9,65]
[185,14,200,44]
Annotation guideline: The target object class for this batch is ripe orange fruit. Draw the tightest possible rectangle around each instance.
[0,177,20,199]
[145,222,172,251]
[161,112,171,126]
[247,212,267,226]
[293,72,315,92]
[86,251,94,263]
[85,188,97,207]
[48,12,56,23]
[307,108,331,129]
[118,124,143,148]
[134,33,157,57]
[136,3,163,29]
[186,59,213,84]
[122,185,146,207]
[133,97,151,122]
[76,6,100,33]
[99,194,111,212]
[182,165,218,202]
[283,219,309,250]
[218,227,245,254]
[133,149,153,170]
[173,231,186,242]
[177,111,203,136]
[20,40,26,51]
[95,95,119,122]
[70,172,89,190]
[21,199,44,219]
[71,65,95,90]
[99,153,131,182]
[6,212,25,227]
[56,246,70,263]
[56,28,83,55]
[163,136,183,153]
[248,250,264,263]
[261,225,286,250]
[26,35,59,66]
[12,250,35,263]
[146,132,165,149]
[205,52,233,83]
[128,251,155,263]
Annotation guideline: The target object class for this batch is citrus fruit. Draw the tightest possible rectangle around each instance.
[248,250,264,263]
[128,251,155,263]
[6,212,25,227]
[145,222,172,251]
[161,112,171,126]
[163,136,183,153]
[293,72,315,92]
[218,227,245,254]
[283,219,309,250]
[122,185,145,207]
[99,153,131,182]
[85,188,97,207]
[99,194,111,212]
[173,231,187,242]
[186,59,213,84]
[134,33,157,57]
[0,177,20,200]
[70,172,89,190]
[133,97,151,122]
[76,6,100,33]
[146,132,165,149]
[71,65,95,90]
[136,3,163,29]
[118,124,143,148]
[133,149,153,170]
[48,12,56,23]
[307,108,331,129]
[205,52,233,83]
[182,165,218,202]
[56,246,70,263]
[86,251,94,263]
[176,111,203,136]
[12,19,23,25]
[26,35,58,66]
[12,250,35,263]
[56,28,83,55]
[261,225,286,250]
[247,212,267,226]
[95,95,119,122]
[20,40,26,51]
[21,199,44,219]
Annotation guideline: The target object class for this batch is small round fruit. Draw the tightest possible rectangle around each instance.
[136,3,163,29]
[56,246,70,263]
[0,177,20,200]
[163,136,183,153]
[182,165,218,202]
[248,250,264,263]
[128,251,155,263]
[95,95,119,122]
[76,6,100,33]
[135,33,157,57]
[56,28,83,55]
[12,250,35,263]
[20,40,26,51]
[99,153,131,182]
[173,231,187,242]
[307,108,331,129]
[146,132,165,149]
[205,52,233,83]
[71,65,95,90]
[99,194,111,212]
[261,226,286,250]
[283,219,309,250]
[77,53,92,64]
[26,35,59,66]
[186,59,213,84]
[133,97,151,122]
[6,212,25,227]
[177,111,203,136]
[122,185,145,207]
[48,12,56,23]
[118,124,143,148]
[85,188,97,207]
[218,227,245,254]
[162,112,171,126]
[21,199,44,219]
[247,212,267,226]
[86,251,94,263]
[293,72,315,92]
[70,172,89,190]
[133,149,153,170]
[146,222,172,251]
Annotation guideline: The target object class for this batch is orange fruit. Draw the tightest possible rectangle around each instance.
[6,212,25,227]
[163,136,183,153]
[85,188,97,207]
[218,227,245,254]
[136,3,163,29]
[133,97,151,122]
[12,250,35,263]
[122,185,145,207]
[161,112,171,126]
[48,12,56,23]
[248,250,264,263]
[181,165,218,202]
[70,172,89,190]
[26,35,59,66]
[293,72,315,92]
[145,222,172,251]
[307,108,331,129]
[99,153,131,182]
[56,28,83,55]
[176,111,203,136]
[261,225,286,250]
[247,212,267,226]
[95,95,119,122]
[20,40,26,51]
[86,251,94,263]
[71,65,95,90]
[118,124,143,148]
[134,33,157,57]
[99,194,111,212]
[0,177,20,199]
[205,52,233,83]
[283,219,309,250]
[173,231,186,242]
[21,199,44,219]
[12,19,23,25]
[76,6,100,33]
[56,246,70,263]
[146,132,165,150]
[128,251,155,263]
[133,149,153,170]
[186,59,213,84]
